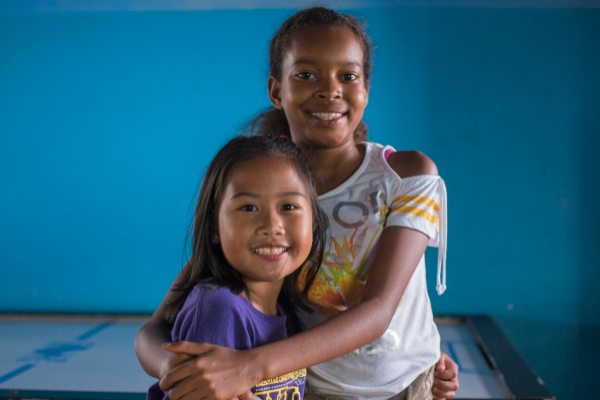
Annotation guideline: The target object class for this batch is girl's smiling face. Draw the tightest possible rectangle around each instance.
[268,25,369,149]
[217,157,313,289]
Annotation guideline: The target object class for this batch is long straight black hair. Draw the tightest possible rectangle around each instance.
[165,135,327,323]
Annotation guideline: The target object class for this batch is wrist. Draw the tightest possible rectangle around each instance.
[246,347,270,383]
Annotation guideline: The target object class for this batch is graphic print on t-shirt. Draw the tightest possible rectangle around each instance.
[253,369,307,400]
[299,188,440,319]
[295,142,445,398]
[298,191,386,318]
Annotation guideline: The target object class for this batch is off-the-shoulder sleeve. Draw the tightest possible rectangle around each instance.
[387,175,448,295]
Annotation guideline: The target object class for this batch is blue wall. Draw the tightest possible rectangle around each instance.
[1,7,598,327]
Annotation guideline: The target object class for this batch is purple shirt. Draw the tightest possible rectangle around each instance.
[148,284,305,400]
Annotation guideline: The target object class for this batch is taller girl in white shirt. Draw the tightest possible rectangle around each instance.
[136,7,458,400]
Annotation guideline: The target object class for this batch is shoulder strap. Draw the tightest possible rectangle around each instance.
[384,148,394,161]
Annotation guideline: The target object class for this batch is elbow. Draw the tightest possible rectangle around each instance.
[133,323,151,372]
[133,319,166,378]
[373,313,394,339]
[369,322,390,343]
[133,324,145,358]
[366,297,399,340]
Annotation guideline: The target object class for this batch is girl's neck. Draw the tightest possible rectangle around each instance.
[242,280,283,316]
[306,142,365,195]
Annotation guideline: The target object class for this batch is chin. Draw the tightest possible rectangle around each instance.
[305,135,349,149]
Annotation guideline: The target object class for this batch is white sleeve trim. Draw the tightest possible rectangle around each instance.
[436,178,447,295]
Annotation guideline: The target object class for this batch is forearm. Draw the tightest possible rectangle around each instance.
[253,295,393,381]
[135,264,190,378]
[253,226,429,382]
[134,317,174,378]
[158,228,430,400]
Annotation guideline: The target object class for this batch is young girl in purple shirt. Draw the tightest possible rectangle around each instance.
[147,135,328,400]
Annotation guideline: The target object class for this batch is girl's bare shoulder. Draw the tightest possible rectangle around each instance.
[386,150,438,178]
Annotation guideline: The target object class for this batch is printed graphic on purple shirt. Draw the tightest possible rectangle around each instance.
[253,369,306,400]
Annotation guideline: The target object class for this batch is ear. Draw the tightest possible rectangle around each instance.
[267,76,283,109]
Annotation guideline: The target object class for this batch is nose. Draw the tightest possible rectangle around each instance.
[317,75,342,100]
[257,209,284,236]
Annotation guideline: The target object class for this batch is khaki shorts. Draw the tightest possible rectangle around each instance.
[304,365,435,400]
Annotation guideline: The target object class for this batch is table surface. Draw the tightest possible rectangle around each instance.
[0,315,546,400]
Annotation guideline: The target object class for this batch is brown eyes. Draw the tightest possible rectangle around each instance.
[240,204,298,211]
[296,72,315,80]
[295,72,359,81]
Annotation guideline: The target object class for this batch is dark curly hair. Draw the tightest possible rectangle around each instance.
[165,135,328,323]
[246,7,373,143]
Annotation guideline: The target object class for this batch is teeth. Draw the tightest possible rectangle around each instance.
[254,247,287,255]
[312,112,342,120]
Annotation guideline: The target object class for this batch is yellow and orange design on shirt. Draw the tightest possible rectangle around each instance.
[299,189,440,319]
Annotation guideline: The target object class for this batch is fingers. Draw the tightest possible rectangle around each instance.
[164,368,209,400]
[237,391,261,400]
[159,345,254,400]
[163,341,217,356]
[168,385,198,400]
[432,377,459,400]
[435,359,446,372]
[433,353,459,400]
[433,389,457,399]
[444,356,459,375]
[433,377,459,392]
[160,357,202,391]
[434,352,458,380]
[434,368,457,381]
[164,351,195,375]
[433,387,456,399]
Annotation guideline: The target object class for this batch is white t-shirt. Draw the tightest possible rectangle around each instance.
[297,142,447,400]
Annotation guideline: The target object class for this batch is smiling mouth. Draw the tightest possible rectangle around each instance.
[252,246,289,255]
[310,112,345,120]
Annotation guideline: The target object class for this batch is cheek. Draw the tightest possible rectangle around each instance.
[218,228,245,269]
[352,89,369,110]
[283,82,307,106]
[217,213,239,252]
[296,215,314,259]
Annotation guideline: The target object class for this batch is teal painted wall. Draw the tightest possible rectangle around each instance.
[1,8,598,327]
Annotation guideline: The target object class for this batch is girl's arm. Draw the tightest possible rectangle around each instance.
[156,152,456,400]
[160,226,429,400]
[134,263,192,379]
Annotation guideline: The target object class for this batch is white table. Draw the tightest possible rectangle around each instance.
[0,315,553,400]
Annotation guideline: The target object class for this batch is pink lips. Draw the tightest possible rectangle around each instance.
[253,251,288,261]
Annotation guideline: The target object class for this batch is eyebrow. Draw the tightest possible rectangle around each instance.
[231,191,307,199]
[292,59,362,68]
